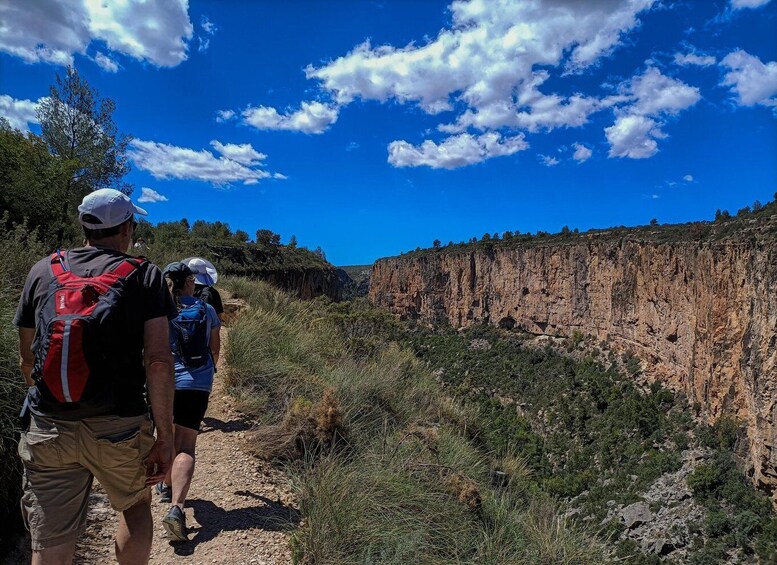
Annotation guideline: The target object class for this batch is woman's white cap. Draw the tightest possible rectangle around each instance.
[183,257,218,286]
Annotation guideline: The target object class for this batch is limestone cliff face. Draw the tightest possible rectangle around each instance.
[370,227,777,499]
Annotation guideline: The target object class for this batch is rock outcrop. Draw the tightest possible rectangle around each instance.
[207,244,342,301]
[370,219,777,500]
[258,268,342,301]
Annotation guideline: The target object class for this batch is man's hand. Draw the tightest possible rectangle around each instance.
[144,438,173,486]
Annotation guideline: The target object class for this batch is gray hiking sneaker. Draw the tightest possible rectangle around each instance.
[155,482,172,503]
[162,505,188,542]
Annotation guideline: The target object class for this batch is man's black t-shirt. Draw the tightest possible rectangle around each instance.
[14,246,177,419]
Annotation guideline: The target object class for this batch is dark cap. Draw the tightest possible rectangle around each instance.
[162,262,194,285]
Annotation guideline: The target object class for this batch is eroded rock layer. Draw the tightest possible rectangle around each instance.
[370,226,777,500]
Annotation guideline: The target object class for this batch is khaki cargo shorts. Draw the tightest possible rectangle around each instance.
[18,412,155,550]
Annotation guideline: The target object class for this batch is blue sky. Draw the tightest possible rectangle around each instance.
[1,0,776,265]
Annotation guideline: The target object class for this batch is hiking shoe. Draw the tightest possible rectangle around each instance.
[155,482,172,503]
[162,505,188,542]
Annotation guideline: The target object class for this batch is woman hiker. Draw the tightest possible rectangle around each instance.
[157,261,221,541]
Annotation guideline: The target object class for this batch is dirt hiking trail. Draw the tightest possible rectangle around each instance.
[8,328,300,565]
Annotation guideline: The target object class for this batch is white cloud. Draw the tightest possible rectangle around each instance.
[346,141,360,152]
[720,50,777,108]
[683,174,694,182]
[572,142,593,162]
[387,132,528,170]
[730,0,772,9]
[605,115,665,159]
[128,139,283,186]
[198,17,216,53]
[209,140,266,165]
[674,52,716,67]
[215,109,236,122]
[94,52,119,73]
[626,67,701,116]
[237,0,657,165]
[605,67,700,158]
[273,172,288,180]
[0,94,40,131]
[137,187,168,203]
[441,76,601,134]
[0,0,193,67]
[242,101,339,134]
[307,0,655,111]
[539,154,560,166]
[201,15,216,35]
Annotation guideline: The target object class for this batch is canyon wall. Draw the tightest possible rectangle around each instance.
[258,267,342,301]
[370,228,777,499]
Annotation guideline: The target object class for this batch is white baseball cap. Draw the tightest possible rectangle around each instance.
[183,257,218,286]
[78,188,148,229]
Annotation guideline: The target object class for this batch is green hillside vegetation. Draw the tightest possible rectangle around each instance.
[135,219,332,279]
[402,196,777,261]
[405,325,777,563]
[0,220,49,551]
[220,282,777,563]
[223,282,607,564]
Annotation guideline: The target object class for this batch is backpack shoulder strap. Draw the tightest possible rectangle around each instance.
[49,249,69,279]
[111,256,147,278]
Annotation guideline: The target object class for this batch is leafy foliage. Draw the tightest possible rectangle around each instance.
[37,66,132,243]
[137,220,334,281]
[687,449,777,560]
[0,123,75,246]
[0,219,49,552]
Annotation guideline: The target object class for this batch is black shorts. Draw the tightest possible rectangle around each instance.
[173,390,210,431]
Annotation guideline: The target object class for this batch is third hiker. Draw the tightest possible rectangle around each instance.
[157,261,221,541]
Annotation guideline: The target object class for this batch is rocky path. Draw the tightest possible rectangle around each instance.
[67,329,298,564]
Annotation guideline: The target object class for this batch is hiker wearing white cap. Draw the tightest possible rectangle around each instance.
[155,261,221,542]
[14,188,177,564]
[183,257,224,321]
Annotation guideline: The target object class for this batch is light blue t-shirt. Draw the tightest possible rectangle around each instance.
[171,295,221,392]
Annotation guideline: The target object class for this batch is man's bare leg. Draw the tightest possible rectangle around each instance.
[115,491,152,565]
[31,540,77,565]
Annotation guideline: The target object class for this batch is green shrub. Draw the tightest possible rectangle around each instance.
[0,219,49,551]
[698,416,740,450]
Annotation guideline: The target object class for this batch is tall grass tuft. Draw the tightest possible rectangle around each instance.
[0,218,49,551]
[222,276,606,564]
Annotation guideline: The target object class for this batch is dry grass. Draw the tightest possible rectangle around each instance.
[249,388,346,461]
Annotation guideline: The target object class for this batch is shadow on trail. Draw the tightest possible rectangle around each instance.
[171,491,300,556]
[199,415,253,434]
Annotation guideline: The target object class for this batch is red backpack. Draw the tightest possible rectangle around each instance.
[32,250,145,407]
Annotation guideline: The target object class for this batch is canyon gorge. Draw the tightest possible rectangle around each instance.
[370,218,777,502]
